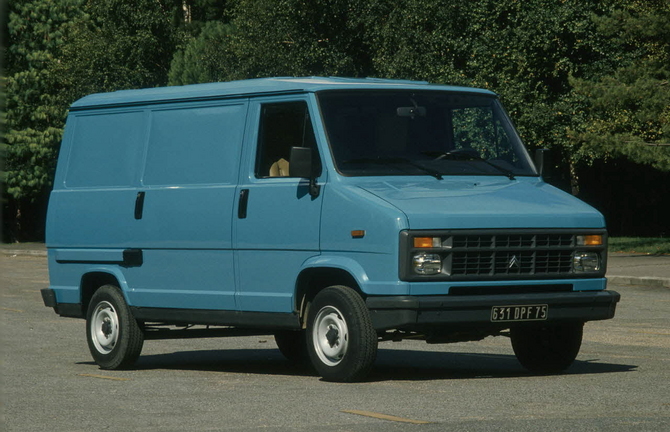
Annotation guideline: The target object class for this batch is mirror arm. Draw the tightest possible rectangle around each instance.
[309,178,321,198]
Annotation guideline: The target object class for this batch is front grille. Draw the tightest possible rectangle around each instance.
[450,233,576,277]
[401,229,607,281]
[452,249,573,276]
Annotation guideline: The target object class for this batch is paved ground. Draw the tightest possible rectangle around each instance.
[1,253,669,432]
[607,253,670,288]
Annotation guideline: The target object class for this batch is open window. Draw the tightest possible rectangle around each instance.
[256,101,319,178]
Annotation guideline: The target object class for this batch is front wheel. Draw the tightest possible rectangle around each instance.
[511,323,583,374]
[306,286,377,382]
[86,284,144,369]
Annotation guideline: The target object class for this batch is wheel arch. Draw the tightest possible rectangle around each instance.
[295,257,369,326]
[80,268,129,313]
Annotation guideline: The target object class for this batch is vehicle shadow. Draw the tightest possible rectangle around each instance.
[369,349,637,381]
[80,347,638,382]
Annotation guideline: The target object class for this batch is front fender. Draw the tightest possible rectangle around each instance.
[301,254,410,296]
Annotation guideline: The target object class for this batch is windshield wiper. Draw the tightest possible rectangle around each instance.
[343,157,443,180]
[428,149,516,180]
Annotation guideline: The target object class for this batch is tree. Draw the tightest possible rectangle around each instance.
[569,2,670,171]
[168,21,236,85]
[3,0,84,241]
[365,0,625,150]
[4,0,183,240]
[221,0,372,79]
[51,0,183,105]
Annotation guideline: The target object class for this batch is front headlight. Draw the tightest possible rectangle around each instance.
[412,253,442,275]
[573,251,601,272]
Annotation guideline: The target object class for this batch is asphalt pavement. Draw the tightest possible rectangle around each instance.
[2,251,669,432]
[1,242,668,288]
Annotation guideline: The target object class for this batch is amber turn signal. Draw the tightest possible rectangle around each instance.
[351,230,366,238]
[577,235,603,246]
[413,237,440,248]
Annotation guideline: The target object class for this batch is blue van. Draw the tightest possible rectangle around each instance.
[42,77,619,382]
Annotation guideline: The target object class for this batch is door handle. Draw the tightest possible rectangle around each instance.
[238,189,249,219]
[134,191,146,220]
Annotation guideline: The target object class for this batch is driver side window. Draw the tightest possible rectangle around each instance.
[256,101,318,178]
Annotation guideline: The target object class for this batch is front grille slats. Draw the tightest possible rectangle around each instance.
[448,233,575,277]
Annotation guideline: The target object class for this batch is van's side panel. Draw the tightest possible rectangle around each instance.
[47,101,249,312]
[46,109,148,308]
[124,101,248,311]
[48,110,148,248]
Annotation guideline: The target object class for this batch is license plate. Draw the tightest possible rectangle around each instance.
[491,304,548,322]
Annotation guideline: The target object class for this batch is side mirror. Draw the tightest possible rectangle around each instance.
[534,148,552,180]
[289,147,312,178]
[290,147,320,198]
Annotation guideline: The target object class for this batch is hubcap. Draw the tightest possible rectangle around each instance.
[90,301,119,355]
[313,305,349,366]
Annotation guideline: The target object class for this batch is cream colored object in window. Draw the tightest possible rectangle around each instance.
[269,158,290,177]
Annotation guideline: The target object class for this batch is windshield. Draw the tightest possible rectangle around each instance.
[317,90,536,178]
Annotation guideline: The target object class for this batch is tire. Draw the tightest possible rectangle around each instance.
[86,284,144,370]
[274,330,309,364]
[306,286,377,382]
[511,323,583,374]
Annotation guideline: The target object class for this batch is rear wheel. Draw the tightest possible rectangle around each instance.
[511,323,583,374]
[306,286,377,382]
[86,284,144,369]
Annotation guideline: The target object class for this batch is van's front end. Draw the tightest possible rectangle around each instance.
[312,84,619,377]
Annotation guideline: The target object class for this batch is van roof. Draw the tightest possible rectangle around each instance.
[70,77,497,110]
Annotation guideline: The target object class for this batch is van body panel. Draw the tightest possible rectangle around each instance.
[47,99,249,312]
[54,248,125,263]
[69,77,495,111]
[136,186,237,249]
[47,253,132,304]
[123,249,236,310]
[232,96,324,313]
[63,110,147,189]
[47,189,141,247]
[127,101,247,309]
[357,177,605,230]
[301,253,411,296]
[319,179,409,294]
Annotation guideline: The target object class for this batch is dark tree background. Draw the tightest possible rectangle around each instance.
[2,0,668,241]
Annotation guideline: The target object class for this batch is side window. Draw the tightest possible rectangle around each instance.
[256,101,318,178]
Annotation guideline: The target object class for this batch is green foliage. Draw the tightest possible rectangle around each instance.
[4,0,83,201]
[569,2,670,170]
[168,21,235,85]
[2,0,669,238]
[363,0,623,154]
[222,0,372,79]
[51,0,182,105]
[609,237,670,255]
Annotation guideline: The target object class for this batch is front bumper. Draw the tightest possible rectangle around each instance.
[366,290,620,331]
